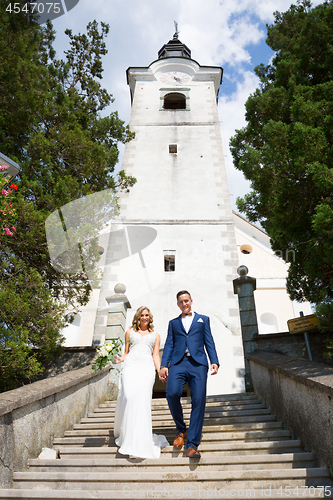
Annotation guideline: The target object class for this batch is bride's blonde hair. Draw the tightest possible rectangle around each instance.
[132,306,154,332]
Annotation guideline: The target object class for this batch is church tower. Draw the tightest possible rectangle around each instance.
[94,31,245,395]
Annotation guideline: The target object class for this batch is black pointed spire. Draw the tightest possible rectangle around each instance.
[158,24,191,59]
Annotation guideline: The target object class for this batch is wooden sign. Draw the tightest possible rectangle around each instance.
[287,314,318,334]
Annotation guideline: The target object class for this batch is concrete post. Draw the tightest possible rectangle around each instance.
[233,266,258,392]
[104,283,131,400]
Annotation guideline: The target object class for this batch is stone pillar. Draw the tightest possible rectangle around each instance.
[105,283,131,343]
[233,266,258,392]
[104,283,131,400]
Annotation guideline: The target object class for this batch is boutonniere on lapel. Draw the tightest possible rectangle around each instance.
[197,318,204,323]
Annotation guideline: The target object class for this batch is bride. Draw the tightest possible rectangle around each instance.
[113,306,169,458]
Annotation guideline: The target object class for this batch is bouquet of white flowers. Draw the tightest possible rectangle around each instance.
[92,339,125,372]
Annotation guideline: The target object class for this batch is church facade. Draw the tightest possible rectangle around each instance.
[61,33,311,395]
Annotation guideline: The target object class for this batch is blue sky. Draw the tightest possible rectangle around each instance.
[50,0,323,209]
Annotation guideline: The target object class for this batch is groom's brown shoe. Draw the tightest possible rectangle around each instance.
[186,447,201,458]
[173,432,186,448]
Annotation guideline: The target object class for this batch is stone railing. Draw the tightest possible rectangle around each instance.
[0,364,111,488]
[248,351,333,472]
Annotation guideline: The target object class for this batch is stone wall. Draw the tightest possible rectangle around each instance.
[38,346,97,378]
[254,331,333,366]
[0,365,111,488]
[248,351,333,471]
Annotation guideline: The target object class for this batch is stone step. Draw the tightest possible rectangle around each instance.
[99,392,259,406]
[54,439,305,455]
[88,408,273,422]
[28,452,316,472]
[164,392,259,402]
[13,467,331,490]
[3,391,330,500]
[98,399,264,412]
[78,420,283,432]
[0,488,328,499]
[86,413,277,427]
[66,424,290,441]
[92,402,267,415]
[64,428,291,443]
[78,414,278,428]
[74,422,283,440]
[98,397,262,412]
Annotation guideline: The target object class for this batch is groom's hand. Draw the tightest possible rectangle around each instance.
[159,366,168,382]
[210,364,219,375]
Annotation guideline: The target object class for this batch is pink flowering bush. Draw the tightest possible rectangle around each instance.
[0,166,17,243]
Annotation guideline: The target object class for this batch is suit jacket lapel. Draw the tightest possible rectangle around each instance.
[178,314,186,334]
[187,312,197,334]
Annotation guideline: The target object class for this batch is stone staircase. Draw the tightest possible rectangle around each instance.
[0,392,331,499]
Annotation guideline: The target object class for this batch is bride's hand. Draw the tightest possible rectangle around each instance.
[113,355,122,364]
[159,366,168,382]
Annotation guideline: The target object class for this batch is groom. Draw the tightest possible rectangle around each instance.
[159,290,219,458]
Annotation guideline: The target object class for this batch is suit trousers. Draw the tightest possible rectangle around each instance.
[166,356,208,450]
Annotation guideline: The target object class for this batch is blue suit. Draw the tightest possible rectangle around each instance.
[161,312,219,450]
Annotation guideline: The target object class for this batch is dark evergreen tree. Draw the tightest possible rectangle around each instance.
[0,2,135,391]
[230,0,333,306]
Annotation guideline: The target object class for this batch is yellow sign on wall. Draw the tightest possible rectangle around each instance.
[287,314,318,334]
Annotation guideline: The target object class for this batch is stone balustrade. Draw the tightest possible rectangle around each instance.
[0,364,111,488]
[248,351,333,473]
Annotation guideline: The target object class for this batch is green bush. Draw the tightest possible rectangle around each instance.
[315,301,333,359]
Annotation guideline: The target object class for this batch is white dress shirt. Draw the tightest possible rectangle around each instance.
[181,311,194,333]
[182,311,195,356]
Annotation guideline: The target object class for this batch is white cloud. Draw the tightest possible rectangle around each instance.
[176,0,265,66]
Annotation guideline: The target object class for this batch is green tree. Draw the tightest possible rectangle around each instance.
[230,0,333,307]
[0,258,66,391]
[0,3,135,390]
[316,299,333,358]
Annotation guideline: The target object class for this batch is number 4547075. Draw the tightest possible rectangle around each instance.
[6,3,61,14]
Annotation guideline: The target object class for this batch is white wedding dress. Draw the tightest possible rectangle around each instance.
[113,330,169,458]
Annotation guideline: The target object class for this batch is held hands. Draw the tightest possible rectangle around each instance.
[159,366,168,383]
[210,363,219,375]
[159,364,217,379]
[113,355,124,364]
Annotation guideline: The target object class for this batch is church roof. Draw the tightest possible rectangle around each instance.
[158,31,191,59]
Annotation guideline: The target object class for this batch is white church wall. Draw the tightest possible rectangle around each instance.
[233,212,312,334]
[111,222,245,395]
[292,300,313,317]
[120,86,230,221]
[62,313,82,347]
[62,288,101,347]
[255,288,294,333]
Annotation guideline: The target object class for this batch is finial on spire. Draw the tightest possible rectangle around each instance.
[173,21,179,39]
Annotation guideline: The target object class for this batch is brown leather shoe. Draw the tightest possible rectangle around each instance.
[186,447,201,458]
[173,432,186,448]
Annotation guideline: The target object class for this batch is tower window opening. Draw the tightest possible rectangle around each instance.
[163,92,186,110]
[169,144,177,154]
[164,255,175,272]
[168,50,182,57]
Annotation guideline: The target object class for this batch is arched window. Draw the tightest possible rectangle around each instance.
[163,92,186,110]
[259,312,279,334]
